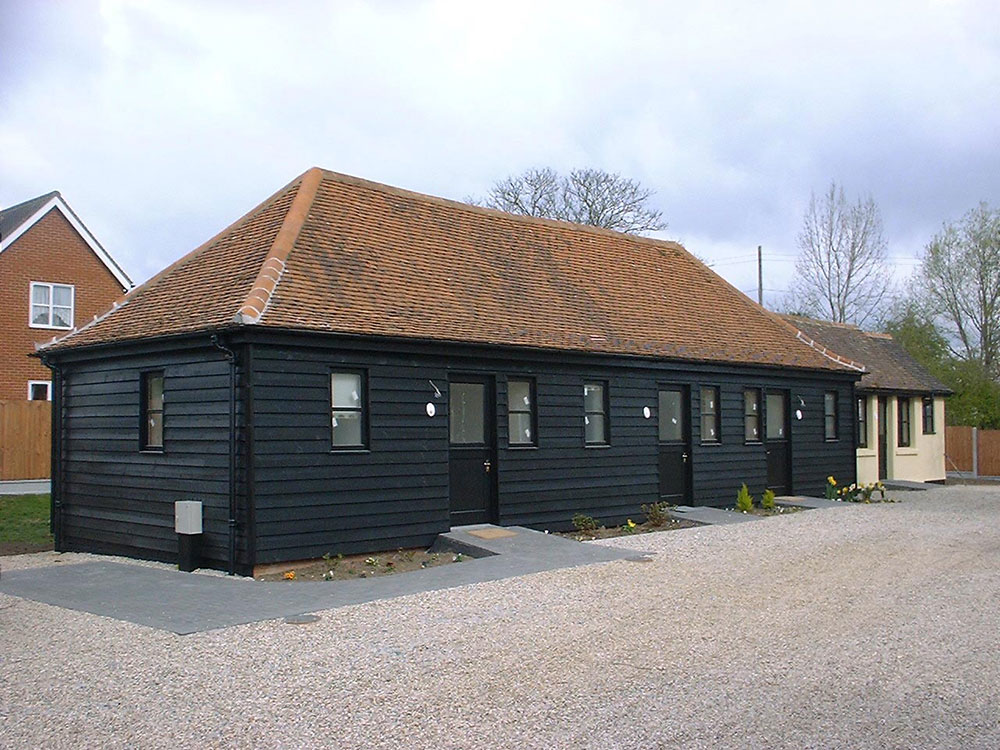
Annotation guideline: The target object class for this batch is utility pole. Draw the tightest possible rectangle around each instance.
[757,245,763,307]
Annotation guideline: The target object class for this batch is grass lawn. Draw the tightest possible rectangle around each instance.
[0,493,54,554]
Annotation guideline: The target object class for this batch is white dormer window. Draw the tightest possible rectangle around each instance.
[30,282,74,329]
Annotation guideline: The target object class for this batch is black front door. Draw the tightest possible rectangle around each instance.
[658,386,691,504]
[765,390,791,495]
[877,396,888,480]
[448,376,496,525]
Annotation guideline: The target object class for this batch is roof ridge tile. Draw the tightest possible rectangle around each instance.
[235,167,323,324]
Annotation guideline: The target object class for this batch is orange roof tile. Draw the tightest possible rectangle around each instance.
[44,168,858,372]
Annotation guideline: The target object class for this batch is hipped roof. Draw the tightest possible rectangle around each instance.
[43,168,857,373]
[783,315,952,394]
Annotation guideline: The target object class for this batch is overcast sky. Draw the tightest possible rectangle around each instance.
[2,0,998,307]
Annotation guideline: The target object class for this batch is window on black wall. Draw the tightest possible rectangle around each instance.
[700,386,720,443]
[507,379,536,446]
[824,391,838,441]
[140,371,164,451]
[743,389,761,442]
[331,371,367,448]
[584,382,609,445]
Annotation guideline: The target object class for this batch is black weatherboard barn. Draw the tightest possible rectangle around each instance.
[40,168,861,574]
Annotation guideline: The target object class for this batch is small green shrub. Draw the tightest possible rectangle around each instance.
[572,513,599,533]
[641,501,670,527]
[761,488,776,510]
[736,483,754,512]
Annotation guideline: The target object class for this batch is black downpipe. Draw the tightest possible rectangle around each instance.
[39,354,62,543]
[211,335,238,575]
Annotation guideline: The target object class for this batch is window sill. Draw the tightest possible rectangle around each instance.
[699,441,721,446]
[857,448,876,457]
[824,438,839,443]
[330,448,371,455]
[508,445,538,451]
[30,323,73,331]
[896,447,918,456]
[139,449,164,455]
[585,443,611,449]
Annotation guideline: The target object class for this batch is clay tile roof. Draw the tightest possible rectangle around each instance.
[781,315,952,394]
[43,168,859,373]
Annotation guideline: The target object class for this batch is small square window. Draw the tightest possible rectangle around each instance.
[507,379,536,447]
[584,382,609,445]
[331,371,367,448]
[28,381,51,401]
[140,371,164,451]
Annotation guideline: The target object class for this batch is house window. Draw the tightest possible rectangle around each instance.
[30,282,74,329]
[28,381,51,401]
[857,397,868,448]
[824,391,838,441]
[140,371,164,451]
[897,397,911,447]
[331,371,367,448]
[584,382,609,445]
[744,389,761,442]
[507,379,536,447]
[922,397,935,434]
[700,386,720,443]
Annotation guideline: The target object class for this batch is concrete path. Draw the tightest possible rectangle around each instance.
[0,479,49,495]
[667,504,760,525]
[775,494,844,509]
[0,526,638,634]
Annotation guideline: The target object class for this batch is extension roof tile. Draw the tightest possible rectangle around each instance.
[782,315,952,394]
[43,168,858,373]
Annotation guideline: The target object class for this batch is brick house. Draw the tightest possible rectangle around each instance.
[0,191,132,401]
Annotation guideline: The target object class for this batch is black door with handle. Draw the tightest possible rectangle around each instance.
[448,376,496,525]
[658,386,691,504]
[877,396,888,480]
[765,390,792,496]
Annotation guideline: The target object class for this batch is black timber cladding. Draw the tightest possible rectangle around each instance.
[49,331,858,570]
[51,341,250,571]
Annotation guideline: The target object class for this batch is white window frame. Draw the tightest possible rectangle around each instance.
[29,281,75,330]
[28,380,52,401]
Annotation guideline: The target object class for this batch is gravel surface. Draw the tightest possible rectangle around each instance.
[2,485,999,749]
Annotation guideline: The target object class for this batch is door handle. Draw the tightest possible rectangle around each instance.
[483,460,492,473]
[682,452,689,463]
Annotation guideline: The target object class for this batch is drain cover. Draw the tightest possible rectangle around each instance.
[284,614,320,625]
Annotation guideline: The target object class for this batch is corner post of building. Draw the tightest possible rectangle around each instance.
[210,334,238,575]
[39,353,63,544]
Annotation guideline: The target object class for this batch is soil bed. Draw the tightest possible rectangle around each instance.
[557,517,699,542]
[256,547,462,582]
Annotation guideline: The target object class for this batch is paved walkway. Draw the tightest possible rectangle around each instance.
[0,525,639,634]
[0,479,49,496]
[775,495,844,509]
[667,505,760,525]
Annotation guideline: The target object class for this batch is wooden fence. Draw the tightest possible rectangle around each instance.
[0,400,51,480]
[946,425,1000,477]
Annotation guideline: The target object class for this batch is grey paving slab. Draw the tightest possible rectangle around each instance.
[0,479,50,495]
[775,495,845,509]
[882,479,933,491]
[0,526,637,635]
[667,505,760,525]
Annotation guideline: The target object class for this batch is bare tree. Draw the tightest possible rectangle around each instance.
[787,183,890,327]
[919,202,1000,377]
[472,167,666,235]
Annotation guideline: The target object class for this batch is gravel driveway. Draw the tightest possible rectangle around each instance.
[2,485,999,749]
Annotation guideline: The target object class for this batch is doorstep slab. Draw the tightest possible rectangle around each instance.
[0,526,636,635]
[667,506,760,525]
[0,479,50,496]
[775,495,844,509]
